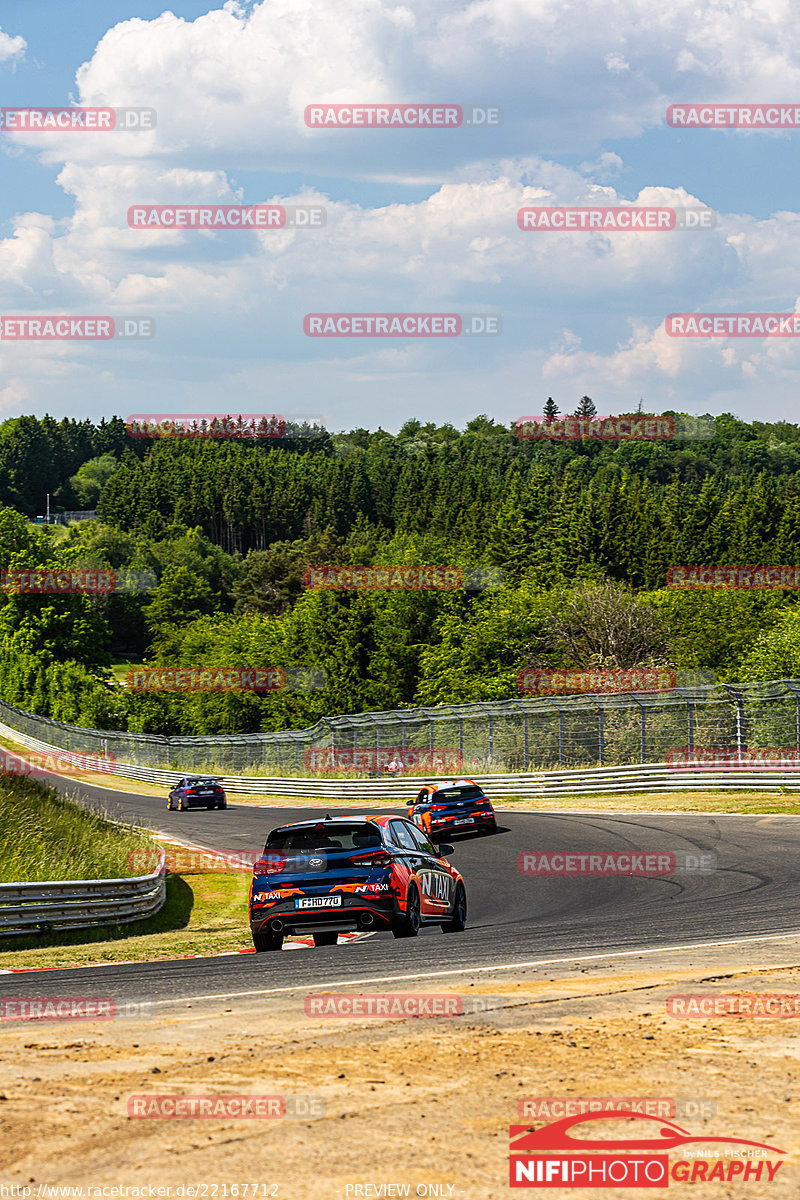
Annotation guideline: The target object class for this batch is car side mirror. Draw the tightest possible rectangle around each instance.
[438,844,455,857]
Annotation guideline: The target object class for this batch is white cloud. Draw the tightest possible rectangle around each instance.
[5,0,799,174]
[5,0,800,425]
[0,26,26,63]
[3,150,800,423]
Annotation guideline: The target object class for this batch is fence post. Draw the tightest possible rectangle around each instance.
[673,688,695,757]
[510,700,528,769]
[476,704,494,762]
[546,699,566,766]
[595,698,605,766]
[785,683,800,752]
[630,694,646,763]
[723,685,746,752]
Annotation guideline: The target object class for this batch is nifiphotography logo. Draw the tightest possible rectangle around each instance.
[508,1111,785,1187]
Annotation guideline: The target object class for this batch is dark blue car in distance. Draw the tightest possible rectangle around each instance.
[167,776,227,811]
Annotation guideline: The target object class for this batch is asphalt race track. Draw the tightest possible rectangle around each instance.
[4,773,800,1005]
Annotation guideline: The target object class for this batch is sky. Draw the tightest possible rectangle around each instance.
[1,0,800,431]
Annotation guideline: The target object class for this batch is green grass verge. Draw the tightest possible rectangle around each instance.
[109,659,146,684]
[0,773,153,882]
[0,869,253,969]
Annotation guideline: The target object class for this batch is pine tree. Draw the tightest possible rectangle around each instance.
[544,397,559,419]
[574,395,597,419]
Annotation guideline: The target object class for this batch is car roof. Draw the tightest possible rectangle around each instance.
[420,779,480,792]
[271,814,395,834]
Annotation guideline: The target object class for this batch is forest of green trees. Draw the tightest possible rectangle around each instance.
[1,406,800,735]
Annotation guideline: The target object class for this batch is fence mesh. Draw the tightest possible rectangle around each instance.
[1,679,800,775]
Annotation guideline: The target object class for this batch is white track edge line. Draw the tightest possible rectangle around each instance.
[145,929,800,1007]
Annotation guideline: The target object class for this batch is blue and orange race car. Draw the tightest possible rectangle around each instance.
[249,814,467,952]
[407,779,497,839]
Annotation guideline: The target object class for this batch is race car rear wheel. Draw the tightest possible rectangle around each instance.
[442,883,467,932]
[481,821,497,835]
[313,932,338,947]
[253,927,283,952]
[391,886,421,938]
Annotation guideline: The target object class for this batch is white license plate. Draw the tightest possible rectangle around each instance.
[199,791,214,796]
[295,895,342,909]
[453,817,474,825]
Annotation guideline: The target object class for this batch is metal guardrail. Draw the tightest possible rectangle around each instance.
[211,763,800,799]
[0,849,166,937]
[1,708,799,799]
[5,675,800,775]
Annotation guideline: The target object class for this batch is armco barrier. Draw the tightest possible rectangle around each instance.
[0,708,798,798]
[0,849,166,937]
[6,676,800,775]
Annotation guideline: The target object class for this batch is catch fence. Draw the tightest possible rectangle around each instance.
[0,678,799,775]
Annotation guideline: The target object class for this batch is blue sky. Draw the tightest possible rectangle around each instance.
[1,0,800,430]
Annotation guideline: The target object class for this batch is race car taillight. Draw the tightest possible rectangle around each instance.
[253,854,286,874]
[185,789,199,796]
[351,850,392,867]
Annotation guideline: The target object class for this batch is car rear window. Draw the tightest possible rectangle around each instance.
[432,786,484,802]
[265,823,383,852]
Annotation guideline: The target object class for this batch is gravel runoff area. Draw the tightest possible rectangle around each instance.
[0,936,798,1198]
